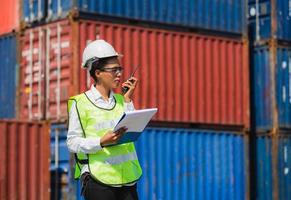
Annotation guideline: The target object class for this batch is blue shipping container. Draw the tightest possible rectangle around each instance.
[22,0,246,34]
[50,123,70,172]
[256,134,291,200]
[252,45,274,130]
[256,136,273,200]
[22,0,46,23]
[50,123,74,200]
[75,127,248,200]
[277,135,291,200]
[0,35,17,119]
[277,47,291,129]
[252,45,291,130]
[248,0,291,41]
[135,128,248,200]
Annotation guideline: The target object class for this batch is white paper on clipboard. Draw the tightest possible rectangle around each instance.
[113,108,158,132]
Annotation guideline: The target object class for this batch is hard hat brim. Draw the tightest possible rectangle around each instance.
[81,53,123,68]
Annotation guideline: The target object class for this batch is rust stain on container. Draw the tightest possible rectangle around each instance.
[0,120,50,200]
[18,19,250,127]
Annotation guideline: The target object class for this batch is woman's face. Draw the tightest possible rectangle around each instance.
[96,57,122,89]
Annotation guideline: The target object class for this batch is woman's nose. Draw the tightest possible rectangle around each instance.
[116,71,122,77]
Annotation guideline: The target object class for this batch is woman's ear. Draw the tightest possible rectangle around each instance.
[95,70,101,77]
[95,70,102,83]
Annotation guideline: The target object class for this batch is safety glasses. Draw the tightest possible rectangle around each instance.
[101,66,124,74]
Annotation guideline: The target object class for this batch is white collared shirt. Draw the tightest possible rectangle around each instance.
[66,85,135,186]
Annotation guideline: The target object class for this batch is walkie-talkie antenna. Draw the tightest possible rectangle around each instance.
[130,65,139,77]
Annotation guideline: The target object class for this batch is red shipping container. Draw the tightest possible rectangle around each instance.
[0,120,50,200]
[0,0,19,35]
[19,19,250,127]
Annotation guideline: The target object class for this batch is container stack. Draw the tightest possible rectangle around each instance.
[248,0,291,199]
[0,2,52,199]
[0,0,248,200]
[0,0,19,119]
[17,0,252,200]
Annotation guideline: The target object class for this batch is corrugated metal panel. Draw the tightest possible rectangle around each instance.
[23,0,246,34]
[276,47,291,129]
[78,20,250,127]
[252,45,291,130]
[73,128,248,200]
[278,135,291,200]
[134,128,248,200]
[50,123,70,172]
[256,136,273,200]
[256,134,291,200]
[0,120,50,200]
[248,0,272,41]
[22,0,46,23]
[0,0,19,35]
[276,0,291,41]
[19,19,250,127]
[0,35,17,119]
[278,136,291,199]
[50,123,74,200]
[47,0,72,20]
[19,23,71,121]
[248,0,291,41]
[252,46,274,130]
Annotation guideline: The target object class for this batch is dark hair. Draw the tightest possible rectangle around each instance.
[89,56,117,83]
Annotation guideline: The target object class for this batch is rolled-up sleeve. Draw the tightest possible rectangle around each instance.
[66,102,102,154]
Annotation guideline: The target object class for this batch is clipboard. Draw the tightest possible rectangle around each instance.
[106,108,158,146]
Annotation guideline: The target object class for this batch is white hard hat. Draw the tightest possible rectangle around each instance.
[81,39,121,70]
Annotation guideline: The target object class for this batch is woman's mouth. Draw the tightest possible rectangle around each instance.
[114,79,120,83]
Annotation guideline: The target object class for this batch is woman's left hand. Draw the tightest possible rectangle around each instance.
[122,77,138,102]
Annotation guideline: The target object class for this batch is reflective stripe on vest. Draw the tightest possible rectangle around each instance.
[68,92,142,185]
[104,152,138,165]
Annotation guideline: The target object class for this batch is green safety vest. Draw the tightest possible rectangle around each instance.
[67,92,142,185]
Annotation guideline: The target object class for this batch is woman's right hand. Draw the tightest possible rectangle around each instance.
[100,127,128,147]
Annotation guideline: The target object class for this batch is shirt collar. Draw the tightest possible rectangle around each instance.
[90,84,114,102]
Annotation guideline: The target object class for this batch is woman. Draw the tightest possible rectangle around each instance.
[67,39,142,200]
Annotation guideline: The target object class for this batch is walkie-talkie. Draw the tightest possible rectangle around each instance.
[122,66,140,94]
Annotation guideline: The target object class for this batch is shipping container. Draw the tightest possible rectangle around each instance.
[50,123,75,200]
[22,0,246,34]
[251,44,291,131]
[0,35,18,119]
[276,47,291,130]
[248,0,291,42]
[51,123,70,172]
[277,134,291,200]
[0,120,50,200]
[256,133,291,200]
[72,127,248,200]
[19,19,250,127]
[22,0,46,24]
[256,135,273,200]
[0,0,19,35]
[135,128,249,200]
